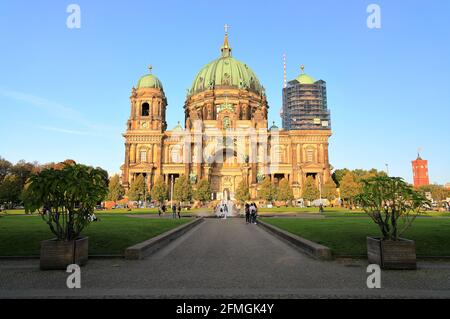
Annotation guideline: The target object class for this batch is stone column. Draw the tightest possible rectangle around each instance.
[123,143,131,187]
[130,144,136,164]
[149,144,153,164]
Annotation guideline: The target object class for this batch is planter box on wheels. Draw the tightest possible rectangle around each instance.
[367,237,416,270]
[40,237,89,270]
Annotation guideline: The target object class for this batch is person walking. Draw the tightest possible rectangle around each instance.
[245,203,250,224]
[249,203,255,224]
[158,205,162,217]
[177,203,182,219]
[253,202,258,224]
[172,204,177,219]
[223,203,228,219]
[250,203,258,224]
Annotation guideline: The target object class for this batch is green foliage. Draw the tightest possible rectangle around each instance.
[0,157,12,183]
[235,180,251,204]
[23,163,108,241]
[302,176,319,202]
[356,176,430,241]
[128,174,148,202]
[333,168,387,187]
[193,179,211,204]
[151,177,169,204]
[0,175,23,208]
[0,158,36,208]
[339,172,362,205]
[173,175,192,203]
[258,177,276,203]
[322,179,338,201]
[332,169,350,187]
[107,174,125,202]
[276,178,294,204]
[418,184,450,201]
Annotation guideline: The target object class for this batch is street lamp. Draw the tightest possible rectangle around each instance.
[170,175,174,207]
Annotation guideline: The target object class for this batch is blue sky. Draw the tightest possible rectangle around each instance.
[0,0,449,184]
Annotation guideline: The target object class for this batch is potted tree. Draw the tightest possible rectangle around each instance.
[23,162,107,270]
[356,176,429,270]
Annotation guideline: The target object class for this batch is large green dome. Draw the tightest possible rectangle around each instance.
[295,65,316,84]
[137,66,163,89]
[189,35,264,96]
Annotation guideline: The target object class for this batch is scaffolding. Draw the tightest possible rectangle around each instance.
[282,80,331,130]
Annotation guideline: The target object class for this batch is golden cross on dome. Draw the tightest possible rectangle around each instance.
[301,65,305,74]
[224,24,231,35]
[148,65,153,73]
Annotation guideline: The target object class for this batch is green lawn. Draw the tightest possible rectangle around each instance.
[262,217,450,257]
[258,206,363,213]
[0,215,191,256]
[0,208,160,216]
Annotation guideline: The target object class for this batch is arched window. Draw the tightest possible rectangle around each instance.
[306,149,314,163]
[140,150,147,163]
[170,145,182,163]
[141,103,150,116]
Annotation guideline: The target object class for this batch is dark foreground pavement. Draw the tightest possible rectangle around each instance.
[0,219,449,298]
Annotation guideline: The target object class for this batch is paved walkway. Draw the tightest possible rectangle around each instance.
[0,219,449,298]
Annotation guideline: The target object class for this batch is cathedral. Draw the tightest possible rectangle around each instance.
[121,30,332,201]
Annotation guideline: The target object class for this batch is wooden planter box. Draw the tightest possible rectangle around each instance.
[367,237,416,270]
[40,237,89,270]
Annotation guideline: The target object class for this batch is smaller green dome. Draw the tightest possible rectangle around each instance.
[173,122,183,131]
[137,66,163,89]
[270,121,279,131]
[295,65,316,84]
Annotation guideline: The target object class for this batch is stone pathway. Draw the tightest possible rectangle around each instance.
[0,219,449,298]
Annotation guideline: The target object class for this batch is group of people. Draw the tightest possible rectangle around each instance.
[158,204,182,219]
[244,203,258,224]
[218,203,229,219]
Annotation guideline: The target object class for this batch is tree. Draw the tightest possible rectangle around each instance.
[11,160,35,185]
[0,157,12,183]
[332,168,350,188]
[23,163,108,241]
[332,168,386,187]
[258,177,276,203]
[322,179,338,201]
[235,180,250,204]
[0,159,37,208]
[128,174,147,202]
[356,176,429,241]
[0,175,23,208]
[173,175,192,203]
[107,174,125,202]
[151,177,169,205]
[419,184,450,202]
[339,172,362,206]
[193,179,211,205]
[276,178,294,205]
[302,176,319,202]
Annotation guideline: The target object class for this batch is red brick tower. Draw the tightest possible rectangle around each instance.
[412,152,430,188]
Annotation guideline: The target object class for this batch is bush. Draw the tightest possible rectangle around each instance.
[23,163,108,241]
[356,176,429,241]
